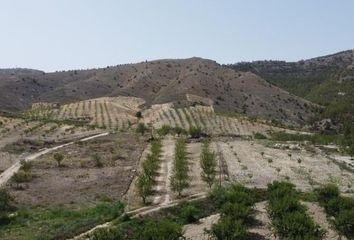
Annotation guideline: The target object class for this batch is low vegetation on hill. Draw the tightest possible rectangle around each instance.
[227,50,354,136]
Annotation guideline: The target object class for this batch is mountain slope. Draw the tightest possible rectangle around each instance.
[0,58,316,124]
[227,50,354,129]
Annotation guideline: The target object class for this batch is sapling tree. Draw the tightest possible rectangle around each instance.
[170,138,189,196]
[200,140,217,188]
[53,153,64,167]
[135,172,152,204]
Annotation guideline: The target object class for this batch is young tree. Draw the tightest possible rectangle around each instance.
[135,111,142,120]
[135,172,152,204]
[135,140,162,205]
[92,153,104,168]
[53,153,64,167]
[200,141,217,188]
[170,139,189,197]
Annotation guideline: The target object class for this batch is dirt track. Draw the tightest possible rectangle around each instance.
[0,132,109,187]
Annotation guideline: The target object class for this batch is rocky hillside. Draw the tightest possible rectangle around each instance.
[227,50,354,131]
[227,50,354,104]
[0,58,316,124]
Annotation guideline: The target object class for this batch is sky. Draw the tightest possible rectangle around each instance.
[0,0,354,72]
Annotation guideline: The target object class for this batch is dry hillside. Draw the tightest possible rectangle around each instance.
[0,58,316,125]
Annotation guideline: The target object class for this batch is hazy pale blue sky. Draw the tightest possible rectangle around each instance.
[1,0,353,72]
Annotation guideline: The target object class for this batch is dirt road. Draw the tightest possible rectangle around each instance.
[0,132,109,187]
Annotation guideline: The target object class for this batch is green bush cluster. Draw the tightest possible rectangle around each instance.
[91,218,183,240]
[156,125,186,136]
[267,181,324,239]
[315,184,354,239]
[208,184,256,239]
[136,140,162,204]
[0,189,15,225]
[170,138,189,196]
[253,132,267,139]
[0,201,125,239]
[189,126,203,138]
[11,160,33,189]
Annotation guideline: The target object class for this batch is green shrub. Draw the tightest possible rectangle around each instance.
[220,202,254,225]
[134,219,183,240]
[20,160,32,172]
[315,184,354,239]
[315,184,340,205]
[267,181,324,239]
[208,184,256,239]
[254,132,267,139]
[335,209,354,238]
[189,126,203,138]
[0,189,15,225]
[272,211,324,239]
[92,154,104,168]
[12,170,32,188]
[210,184,255,208]
[209,216,247,240]
[180,204,200,224]
[53,153,64,167]
[156,125,171,136]
[91,227,123,240]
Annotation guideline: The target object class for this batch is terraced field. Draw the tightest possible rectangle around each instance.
[143,104,284,136]
[27,97,144,130]
[26,97,288,137]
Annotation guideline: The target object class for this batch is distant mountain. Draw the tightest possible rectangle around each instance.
[227,50,354,130]
[0,58,315,125]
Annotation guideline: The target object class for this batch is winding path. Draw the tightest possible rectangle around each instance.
[0,132,109,187]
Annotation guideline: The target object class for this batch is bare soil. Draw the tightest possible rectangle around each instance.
[217,138,354,192]
[7,133,148,208]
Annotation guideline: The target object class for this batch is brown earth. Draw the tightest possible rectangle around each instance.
[0,58,316,125]
[6,133,148,208]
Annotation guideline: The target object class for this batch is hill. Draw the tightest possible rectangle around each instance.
[227,50,354,132]
[0,58,315,125]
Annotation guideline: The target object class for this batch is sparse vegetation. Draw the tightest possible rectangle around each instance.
[136,123,148,135]
[53,153,64,167]
[92,153,104,168]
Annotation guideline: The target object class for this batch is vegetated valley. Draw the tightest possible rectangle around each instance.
[0,51,354,240]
